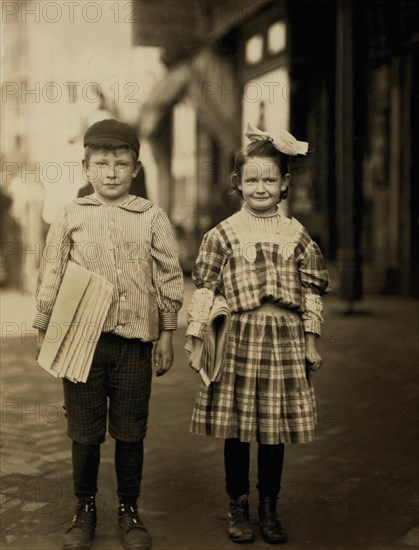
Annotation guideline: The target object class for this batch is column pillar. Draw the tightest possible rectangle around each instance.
[335,0,362,306]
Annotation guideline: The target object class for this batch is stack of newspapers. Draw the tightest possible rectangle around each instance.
[37,262,113,383]
[185,294,231,386]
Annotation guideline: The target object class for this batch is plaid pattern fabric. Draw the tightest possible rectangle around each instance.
[63,332,152,443]
[189,207,330,444]
[191,207,330,335]
[191,310,317,444]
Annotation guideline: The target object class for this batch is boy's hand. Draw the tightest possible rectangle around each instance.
[36,330,46,360]
[153,330,174,377]
[305,332,322,371]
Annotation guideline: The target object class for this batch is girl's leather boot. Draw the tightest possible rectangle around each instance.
[258,495,287,544]
[228,494,255,543]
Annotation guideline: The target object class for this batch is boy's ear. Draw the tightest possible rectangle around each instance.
[133,161,141,178]
[82,159,89,182]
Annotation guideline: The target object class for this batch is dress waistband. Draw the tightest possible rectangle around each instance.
[250,303,298,316]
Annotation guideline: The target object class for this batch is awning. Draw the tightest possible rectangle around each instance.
[138,63,190,137]
[188,48,241,153]
[138,48,241,155]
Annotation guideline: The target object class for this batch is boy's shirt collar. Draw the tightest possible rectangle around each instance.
[74,194,154,213]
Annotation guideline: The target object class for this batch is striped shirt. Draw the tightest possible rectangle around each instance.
[187,205,330,339]
[34,195,184,341]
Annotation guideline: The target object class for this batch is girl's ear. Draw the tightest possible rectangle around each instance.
[281,173,291,191]
[232,172,242,190]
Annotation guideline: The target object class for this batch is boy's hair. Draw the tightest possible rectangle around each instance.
[84,145,138,165]
[231,140,290,200]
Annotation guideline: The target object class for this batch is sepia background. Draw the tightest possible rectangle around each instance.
[1,1,418,549]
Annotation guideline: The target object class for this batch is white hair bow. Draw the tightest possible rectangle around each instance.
[244,123,308,156]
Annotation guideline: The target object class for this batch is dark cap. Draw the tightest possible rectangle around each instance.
[83,119,140,157]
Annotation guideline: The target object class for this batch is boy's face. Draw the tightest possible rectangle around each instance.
[84,148,140,204]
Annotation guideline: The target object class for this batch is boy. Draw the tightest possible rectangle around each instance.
[34,119,184,550]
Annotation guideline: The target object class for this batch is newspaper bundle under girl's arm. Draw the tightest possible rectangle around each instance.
[185,288,231,386]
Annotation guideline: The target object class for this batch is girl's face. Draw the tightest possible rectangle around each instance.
[238,157,290,216]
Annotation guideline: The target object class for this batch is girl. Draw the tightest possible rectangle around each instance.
[186,124,331,544]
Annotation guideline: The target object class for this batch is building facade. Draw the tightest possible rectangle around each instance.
[133,0,418,298]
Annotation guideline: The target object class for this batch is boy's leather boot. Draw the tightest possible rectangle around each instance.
[228,494,255,543]
[258,495,287,544]
[118,502,152,550]
[63,496,96,550]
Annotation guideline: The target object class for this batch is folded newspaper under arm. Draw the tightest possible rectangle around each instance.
[185,294,231,386]
[37,262,113,383]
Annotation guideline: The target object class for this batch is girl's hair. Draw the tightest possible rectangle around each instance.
[84,145,138,164]
[231,140,290,200]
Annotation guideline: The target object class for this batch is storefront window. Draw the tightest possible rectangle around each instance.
[245,34,264,65]
[267,21,286,54]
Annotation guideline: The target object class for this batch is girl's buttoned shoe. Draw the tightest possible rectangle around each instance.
[228,494,256,543]
[258,496,288,544]
[118,502,152,550]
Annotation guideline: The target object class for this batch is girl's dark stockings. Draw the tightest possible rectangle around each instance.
[224,438,285,499]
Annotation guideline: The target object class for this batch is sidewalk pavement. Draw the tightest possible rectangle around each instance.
[1,282,418,550]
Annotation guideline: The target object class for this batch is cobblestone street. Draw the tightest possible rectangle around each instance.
[1,284,418,549]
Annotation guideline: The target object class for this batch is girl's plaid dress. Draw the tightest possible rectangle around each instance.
[186,206,330,444]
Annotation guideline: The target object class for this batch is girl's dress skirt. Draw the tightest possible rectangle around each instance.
[190,308,317,444]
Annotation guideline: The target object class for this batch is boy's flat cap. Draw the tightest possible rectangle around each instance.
[83,119,140,157]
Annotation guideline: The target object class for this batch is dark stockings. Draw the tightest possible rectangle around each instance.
[224,438,285,499]
[115,439,144,505]
[72,439,144,505]
[72,442,100,498]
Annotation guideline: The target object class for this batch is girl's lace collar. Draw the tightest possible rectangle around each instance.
[242,204,280,219]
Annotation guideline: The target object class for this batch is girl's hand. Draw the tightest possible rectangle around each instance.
[305,332,322,371]
[187,336,203,372]
[153,330,174,377]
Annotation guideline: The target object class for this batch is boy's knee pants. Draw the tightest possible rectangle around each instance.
[63,332,153,444]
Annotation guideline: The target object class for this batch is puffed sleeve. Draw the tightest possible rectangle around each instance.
[186,229,228,339]
[296,234,331,335]
[192,229,228,292]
